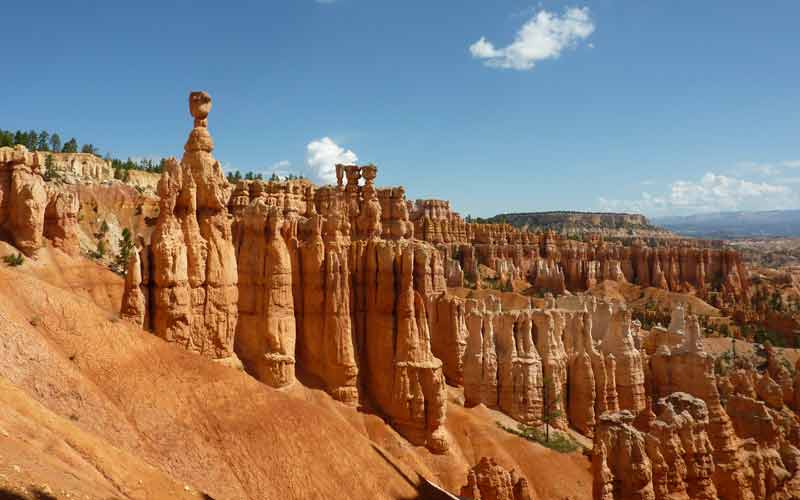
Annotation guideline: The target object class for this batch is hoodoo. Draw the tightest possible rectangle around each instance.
[122,92,240,363]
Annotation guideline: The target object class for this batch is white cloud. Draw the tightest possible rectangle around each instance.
[305,137,358,185]
[731,159,800,178]
[597,172,799,216]
[265,160,292,179]
[469,7,595,70]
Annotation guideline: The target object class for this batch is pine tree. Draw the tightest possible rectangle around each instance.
[43,154,58,182]
[62,138,78,153]
[115,228,135,273]
[26,129,37,150]
[0,130,13,147]
[542,375,563,443]
[37,131,49,152]
[49,133,62,153]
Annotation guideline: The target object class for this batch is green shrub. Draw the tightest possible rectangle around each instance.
[497,421,581,454]
[3,253,24,267]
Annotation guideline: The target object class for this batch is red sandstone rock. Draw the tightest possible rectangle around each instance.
[0,146,47,255]
[296,213,359,404]
[234,201,296,386]
[124,92,239,363]
[460,457,534,500]
[599,309,647,415]
[43,189,80,254]
[355,239,448,452]
[593,411,656,500]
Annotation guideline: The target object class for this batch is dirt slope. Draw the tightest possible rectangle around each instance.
[0,251,419,499]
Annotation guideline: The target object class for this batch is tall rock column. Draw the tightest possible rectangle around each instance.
[532,310,568,429]
[361,239,448,453]
[234,201,296,386]
[464,299,489,407]
[137,92,239,363]
[429,294,468,385]
[601,309,647,414]
[297,214,358,404]
[0,146,47,255]
[121,244,147,326]
[569,312,597,437]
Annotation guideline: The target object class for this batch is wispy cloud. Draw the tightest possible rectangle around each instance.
[305,137,357,185]
[469,6,595,71]
[598,172,799,216]
[731,159,800,177]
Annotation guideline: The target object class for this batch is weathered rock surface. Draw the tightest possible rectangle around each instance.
[34,151,113,181]
[594,394,718,500]
[414,213,751,307]
[0,146,47,255]
[0,145,83,256]
[122,92,239,362]
[296,213,359,404]
[593,411,656,500]
[354,238,448,452]
[234,201,296,386]
[462,303,544,425]
[647,317,800,500]
[460,457,535,500]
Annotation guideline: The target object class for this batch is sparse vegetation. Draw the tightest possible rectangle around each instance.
[90,240,107,260]
[3,253,24,267]
[496,421,581,453]
[541,375,563,443]
[43,154,62,182]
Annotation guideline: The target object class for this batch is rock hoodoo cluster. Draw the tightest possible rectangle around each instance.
[122,93,449,452]
[594,312,800,499]
[6,90,800,499]
[406,208,751,307]
[455,293,647,437]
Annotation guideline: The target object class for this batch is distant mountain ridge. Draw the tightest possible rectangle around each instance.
[486,211,676,239]
[653,210,800,238]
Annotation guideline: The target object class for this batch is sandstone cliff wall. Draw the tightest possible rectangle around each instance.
[1,145,81,256]
[34,151,113,182]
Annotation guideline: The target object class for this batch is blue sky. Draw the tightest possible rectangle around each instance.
[1,1,798,217]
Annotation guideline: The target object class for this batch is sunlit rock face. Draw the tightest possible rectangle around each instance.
[460,457,533,500]
[123,92,239,363]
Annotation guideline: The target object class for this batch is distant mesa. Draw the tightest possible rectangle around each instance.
[485,211,675,240]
